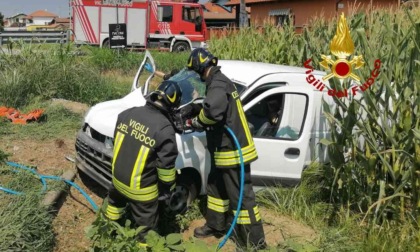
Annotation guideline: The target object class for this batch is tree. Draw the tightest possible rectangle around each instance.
[0,12,4,31]
[239,0,248,27]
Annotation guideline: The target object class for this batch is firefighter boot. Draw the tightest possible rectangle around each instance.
[194,224,224,238]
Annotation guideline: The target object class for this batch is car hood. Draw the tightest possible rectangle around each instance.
[84,89,146,137]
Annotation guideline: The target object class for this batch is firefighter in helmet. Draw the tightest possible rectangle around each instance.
[185,48,266,250]
[104,80,182,247]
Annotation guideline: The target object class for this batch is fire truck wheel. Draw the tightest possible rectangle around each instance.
[172,41,190,52]
[102,39,110,49]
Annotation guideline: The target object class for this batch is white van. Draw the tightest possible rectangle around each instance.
[75,51,334,209]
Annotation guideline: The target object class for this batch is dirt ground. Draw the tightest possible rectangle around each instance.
[0,100,317,251]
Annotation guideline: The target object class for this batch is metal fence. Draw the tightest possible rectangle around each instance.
[0,30,71,46]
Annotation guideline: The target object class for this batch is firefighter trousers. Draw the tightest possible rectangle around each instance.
[205,163,266,248]
[104,184,158,246]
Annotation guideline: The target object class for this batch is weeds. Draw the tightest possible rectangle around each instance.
[0,42,189,109]
[0,149,8,164]
[175,198,205,231]
[86,202,220,252]
[0,165,55,251]
[0,42,116,107]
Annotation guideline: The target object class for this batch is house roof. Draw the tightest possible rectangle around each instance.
[6,13,26,19]
[225,0,276,6]
[55,17,71,23]
[203,2,236,19]
[27,10,58,18]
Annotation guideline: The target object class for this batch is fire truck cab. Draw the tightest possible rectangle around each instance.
[71,0,207,52]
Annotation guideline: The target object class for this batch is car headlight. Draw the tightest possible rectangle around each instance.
[85,124,92,138]
[105,137,113,149]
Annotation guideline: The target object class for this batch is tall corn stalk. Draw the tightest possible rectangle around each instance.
[209,7,420,223]
[321,8,420,224]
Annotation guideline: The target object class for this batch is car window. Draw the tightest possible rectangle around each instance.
[242,83,285,105]
[233,82,246,96]
[146,68,247,106]
[146,68,206,106]
[246,93,307,140]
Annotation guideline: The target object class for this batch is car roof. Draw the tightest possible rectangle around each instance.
[218,60,326,87]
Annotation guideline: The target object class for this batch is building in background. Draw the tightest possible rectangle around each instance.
[4,13,29,28]
[26,10,58,31]
[52,17,71,30]
[203,2,237,27]
[224,0,400,31]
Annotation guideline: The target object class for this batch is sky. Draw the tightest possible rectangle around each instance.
[0,0,211,18]
[0,0,71,18]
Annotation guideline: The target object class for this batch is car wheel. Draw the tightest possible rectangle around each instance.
[168,169,201,214]
[172,41,189,53]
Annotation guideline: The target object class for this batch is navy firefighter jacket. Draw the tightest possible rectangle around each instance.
[111,101,178,201]
[195,66,258,168]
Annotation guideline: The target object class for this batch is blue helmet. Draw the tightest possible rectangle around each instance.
[151,81,182,110]
[187,48,218,75]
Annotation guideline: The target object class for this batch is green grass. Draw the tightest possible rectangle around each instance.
[0,42,190,109]
[0,165,56,251]
[257,164,420,252]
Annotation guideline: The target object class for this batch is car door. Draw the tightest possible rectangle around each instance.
[131,50,156,93]
[243,86,315,184]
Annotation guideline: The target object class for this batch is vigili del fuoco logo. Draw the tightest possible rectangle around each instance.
[304,13,381,98]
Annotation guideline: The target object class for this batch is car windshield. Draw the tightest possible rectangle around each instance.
[146,68,247,106]
[168,68,207,105]
[146,68,206,106]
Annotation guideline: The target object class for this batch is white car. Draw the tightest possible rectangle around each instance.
[75,51,333,210]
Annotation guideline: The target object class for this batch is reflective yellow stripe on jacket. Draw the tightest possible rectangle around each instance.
[214,144,258,167]
[112,132,125,174]
[254,206,261,222]
[198,109,217,125]
[105,204,125,221]
[207,196,229,213]
[233,209,251,224]
[208,196,229,213]
[130,146,150,189]
[236,99,253,145]
[113,178,158,202]
[157,167,176,183]
[214,97,257,167]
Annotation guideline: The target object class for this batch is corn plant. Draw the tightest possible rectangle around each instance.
[321,8,420,224]
[210,7,420,224]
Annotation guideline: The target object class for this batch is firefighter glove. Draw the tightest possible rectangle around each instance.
[185,117,204,132]
[144,62,153,73]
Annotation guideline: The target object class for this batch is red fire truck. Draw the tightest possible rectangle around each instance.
[71,0,207,51]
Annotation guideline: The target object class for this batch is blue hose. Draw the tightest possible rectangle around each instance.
[217,125,245,251]
[1,161,98,211]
